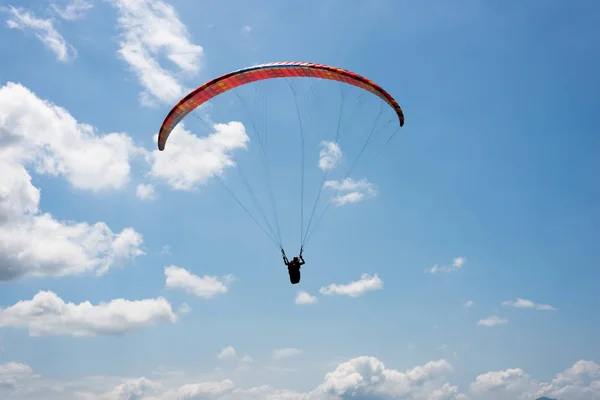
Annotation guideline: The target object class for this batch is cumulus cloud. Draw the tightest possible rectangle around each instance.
[295,290,318,305]
[470,367,534,398]
[4,6,76,62]
[324,177,377,206]
[0,291,176,337]
[532,360,600,400]
[112,0,204,105]
[1,357,599,399]
[318,141,342,171]
[0,362,34,389]
[0,161,145,279]
[150,122,249,190]
[426,257,466,274]
[164,265,234,299]
[315,357,458,399]
[319,273,383,297]
[136,183,156,200]
[0,82,143,192]
[0,83,145,281]
[272,348,302,360]
[51,0,93,20]
[502,298,557,311]
[216,346,252,368]
[477,315,508,327]
[0,164,145,279]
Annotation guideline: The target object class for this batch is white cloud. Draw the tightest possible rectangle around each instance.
[477,315,508,327]
[319,273,383,297]
[1,357,599,400]
[112,0,204,105]
[532,360,600,400]
[240,355,253,364]
[295,290,318,305]
[177,302,191,315]
[150,122,249,190]
[242,25,252,34]
[216,346,252,367]
[160,244,172,255]
[426,257,466,274]
[4,6,76,62]
[470,367,535,399]
[324,177,377,206]
[0,148,145,279]
[272,348,302,360]
[315,357,457,399]
[99,227,145,275]
[0,83,146,281]
[136,183,156,200]
[318,141,342,171]
[0,362,34,390]
[0,82,143,192]
[217,346,237,360]
[51,0,93,20]
[464,300,474,308]
[0,290,176,337]
[164,265,234,299]
[502,298,557,311]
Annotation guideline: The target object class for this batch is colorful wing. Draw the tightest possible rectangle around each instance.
[158,61,404,151]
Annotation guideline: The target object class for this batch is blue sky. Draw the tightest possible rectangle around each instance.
[0,0,599,399]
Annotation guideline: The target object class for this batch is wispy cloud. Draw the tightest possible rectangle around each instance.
[51,0,93,20]
[319,273,383,297]
[112,0,204,106]
[272,348,302,360]
[324,177,377,206]
[160,245,172,255]
[177,302,191,315]
[5,6,76,62]
[318,141,342,171]
[464,300,474,308]
[240,355,252,363]
[502,298,557,311]
[477,315,508,327]
[426,257,466,274]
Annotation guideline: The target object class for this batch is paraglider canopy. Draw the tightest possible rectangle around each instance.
[158,61,404,151]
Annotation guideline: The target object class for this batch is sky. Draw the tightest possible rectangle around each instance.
[0,0,599,399]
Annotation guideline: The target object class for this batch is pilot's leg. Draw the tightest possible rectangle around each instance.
[289,268,301,284]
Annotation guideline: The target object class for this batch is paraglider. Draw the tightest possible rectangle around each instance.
[282,250,305,284]
[158,61,404,284]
